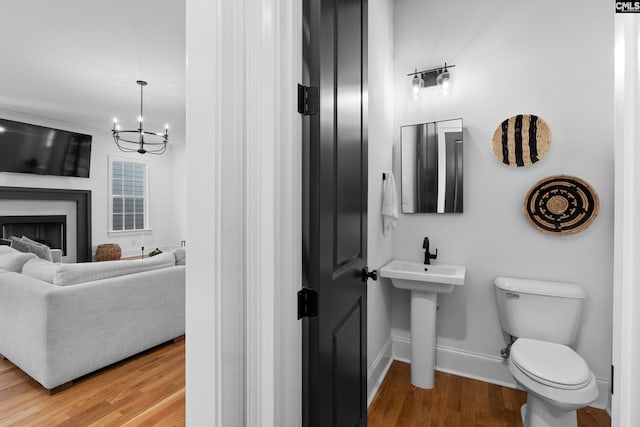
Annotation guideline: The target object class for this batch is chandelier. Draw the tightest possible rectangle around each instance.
[112,80,169,155]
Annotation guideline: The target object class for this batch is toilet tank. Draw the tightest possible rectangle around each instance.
[494,277,586,345]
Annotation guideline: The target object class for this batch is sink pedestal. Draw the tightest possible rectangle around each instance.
[410,290,438,389]
[379,260,466,390]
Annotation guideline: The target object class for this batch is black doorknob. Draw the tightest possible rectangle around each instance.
[361,267,378,282]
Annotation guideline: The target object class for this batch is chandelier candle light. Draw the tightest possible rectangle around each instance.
[112,80,169,155]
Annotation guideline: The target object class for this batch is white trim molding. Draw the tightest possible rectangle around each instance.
[245,0,277,424]
[187,0,302,425]
[367,337,393,407]
[612,13,640,427]
[390,334,610,410]
[186,0,230,427]
[245,0,302,426]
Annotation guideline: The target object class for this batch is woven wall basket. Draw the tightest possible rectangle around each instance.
[524,175,599,235]
[492,114,551,167]
[96,243,122,261]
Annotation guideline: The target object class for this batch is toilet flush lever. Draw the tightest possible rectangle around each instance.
[506,292,520,300]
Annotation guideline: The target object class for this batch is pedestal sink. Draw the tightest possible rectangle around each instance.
[380,259,465,389]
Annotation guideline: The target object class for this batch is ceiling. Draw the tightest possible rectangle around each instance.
[0,0,185,140]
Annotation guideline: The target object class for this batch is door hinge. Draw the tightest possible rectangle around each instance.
[297,288,318,319]
[611,364,614,395]
[297,84,318,116]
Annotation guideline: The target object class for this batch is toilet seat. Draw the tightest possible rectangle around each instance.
[510,338,591,390]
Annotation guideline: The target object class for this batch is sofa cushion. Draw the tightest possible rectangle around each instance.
[0,245,17,255]
[0,251,38,273]
[22,258,58,283]
[53,251,176,286]
[9,236,53,262]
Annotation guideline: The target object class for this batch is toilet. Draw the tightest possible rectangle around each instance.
[494,277,598,427]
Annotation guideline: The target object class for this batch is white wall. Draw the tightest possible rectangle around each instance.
[0,110,186,258]
[390,0,613,408]
[366,0,395,405]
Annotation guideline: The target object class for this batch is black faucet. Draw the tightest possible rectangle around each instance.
[423,237,438,265]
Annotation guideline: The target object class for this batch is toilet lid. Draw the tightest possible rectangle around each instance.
[510,338,592,390]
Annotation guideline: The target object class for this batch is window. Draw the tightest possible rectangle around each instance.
[110,159,148,231]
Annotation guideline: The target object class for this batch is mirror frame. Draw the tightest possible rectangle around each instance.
[400,118,463,214]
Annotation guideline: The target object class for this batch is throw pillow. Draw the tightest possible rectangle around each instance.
[21,236,53,262]
[9,236,53,262]
[173,247,186,266]
[10,236,31,252]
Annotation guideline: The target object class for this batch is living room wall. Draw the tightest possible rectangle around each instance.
[0,110,186,259]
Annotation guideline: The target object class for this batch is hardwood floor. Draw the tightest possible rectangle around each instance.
[0,347,610,426]
[368,361,611,427]
[0,340,185,426]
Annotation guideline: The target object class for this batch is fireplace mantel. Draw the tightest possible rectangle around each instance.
[0,187,92,262]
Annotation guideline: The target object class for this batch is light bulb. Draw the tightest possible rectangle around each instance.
[0,126,5,133]
[411,73,424,101]
[437,68,451,94]
[138,115,143,123]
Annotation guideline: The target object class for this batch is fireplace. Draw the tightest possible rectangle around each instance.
[1,215,67,255]
[0,187,92,262]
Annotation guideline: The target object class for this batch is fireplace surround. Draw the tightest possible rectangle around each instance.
[0,187,91,262]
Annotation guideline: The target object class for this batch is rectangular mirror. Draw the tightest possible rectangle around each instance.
[401,118,463,213]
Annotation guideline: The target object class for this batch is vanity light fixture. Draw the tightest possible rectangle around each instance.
[112,80,169,155]
[408,63,456,99]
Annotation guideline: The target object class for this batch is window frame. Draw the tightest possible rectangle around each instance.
[108,155,151,234]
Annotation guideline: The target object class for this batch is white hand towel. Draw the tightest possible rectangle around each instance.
[381,171,399,235]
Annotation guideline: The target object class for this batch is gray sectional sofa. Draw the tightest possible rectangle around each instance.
[0,246,185,393]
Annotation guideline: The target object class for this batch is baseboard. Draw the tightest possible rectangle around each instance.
[592,380,610,412]
[391,334,610,410]
[391,333,411,363]
[367,337,393,407]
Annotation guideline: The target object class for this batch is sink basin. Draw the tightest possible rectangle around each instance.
[379,259,465,293]
[379,259,466,389]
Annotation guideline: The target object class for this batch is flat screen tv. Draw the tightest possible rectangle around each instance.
[0,118,92,178]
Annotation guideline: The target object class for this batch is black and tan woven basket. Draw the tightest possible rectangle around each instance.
[492,114,551,167]
[523,175,599,235]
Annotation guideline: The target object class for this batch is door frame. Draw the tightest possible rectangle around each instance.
[612,13,640,427]
[244,0,302,425]
[186,0,302,425]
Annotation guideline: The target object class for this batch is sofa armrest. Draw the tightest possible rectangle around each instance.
[0,271,52,384]
[50,249,62,263]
